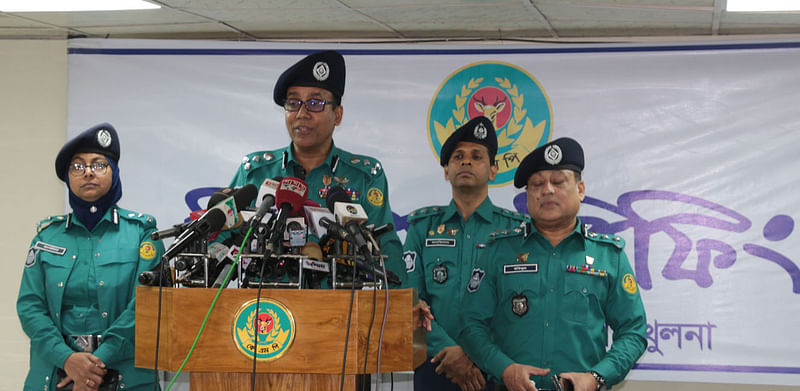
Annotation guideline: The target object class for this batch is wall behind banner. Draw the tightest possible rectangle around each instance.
[1,39,797,391]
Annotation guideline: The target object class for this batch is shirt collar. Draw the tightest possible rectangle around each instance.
[65,206,119,231]
[284,141,341,174]
[442,196,495,223]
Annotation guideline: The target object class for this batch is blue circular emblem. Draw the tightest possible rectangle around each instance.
[428,61,553,186]
[232,298,296,361]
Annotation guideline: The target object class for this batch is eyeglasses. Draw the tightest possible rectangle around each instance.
[283,98,334,113]
[69,161,110,177]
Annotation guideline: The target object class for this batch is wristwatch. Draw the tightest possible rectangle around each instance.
[588,370,607,391]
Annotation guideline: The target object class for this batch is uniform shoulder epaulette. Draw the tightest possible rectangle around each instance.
[584,228,625,249]
[338,150,384,177]
[118,208,157,229]
[487,223,528,242]
[240,148,283,172]
[37,214,68,233]
[407,205,446,223]
[495,207,530,223]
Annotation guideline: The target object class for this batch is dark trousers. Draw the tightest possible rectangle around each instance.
[414,357,494,391]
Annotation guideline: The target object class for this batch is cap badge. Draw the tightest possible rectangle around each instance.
[313,61,330,81]
[473,122,488,140]
[544,144,562,165]
[97,129,112,148]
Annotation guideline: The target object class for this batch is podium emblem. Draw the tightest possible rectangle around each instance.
[233,298,296,361]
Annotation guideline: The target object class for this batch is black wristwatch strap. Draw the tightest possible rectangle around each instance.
[588,370,607,391]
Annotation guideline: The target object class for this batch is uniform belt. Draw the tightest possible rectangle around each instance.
[65,334,103,353]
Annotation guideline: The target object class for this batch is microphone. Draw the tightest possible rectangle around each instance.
[138,262,173,286]
[208,184,258,230]
[162,208,226,261]
[318,217,401,285]
[151,222,193,241]
[249,178,280,227]
[268,177,309,246]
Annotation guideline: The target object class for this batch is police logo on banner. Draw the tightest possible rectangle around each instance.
[427,61,554,186]
[233,299,295,361]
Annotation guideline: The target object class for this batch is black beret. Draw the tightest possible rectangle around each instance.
[513,137,584,188]
[55,123,120,182]
[273,50,346,106]
[440,116,498,166]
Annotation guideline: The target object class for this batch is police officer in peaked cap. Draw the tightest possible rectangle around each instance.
[228,50,405,285]
[458,137,647,391]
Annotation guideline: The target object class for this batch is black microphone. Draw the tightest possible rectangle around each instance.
[250,189,277,228]
[367,222,395,239]
[162,208,226,261]
[138,262,173,286]
[318,217,400,285]
[151,221,195,241]
[344,220,370,256]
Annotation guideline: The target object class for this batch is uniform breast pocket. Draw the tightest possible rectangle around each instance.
[39,252,71,287]
[499,272,541,318]
[95,248,139,289]
[563,273,604,324]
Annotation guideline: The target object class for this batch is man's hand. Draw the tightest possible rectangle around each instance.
[558,372,597,391]
[501,363,550,391]
[413,299,434,331]
[60,352,106,391]
[431,346,484,390]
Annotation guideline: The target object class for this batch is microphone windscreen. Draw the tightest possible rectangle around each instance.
[201,208,227,234]
[207,187,235,209]
[232,184,258,210]
[301,242,323,261]
[276,177,309,215]
[325,186,350,212]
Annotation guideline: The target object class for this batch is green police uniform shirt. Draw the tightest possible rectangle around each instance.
[229,142,404,281]
[402,197,529,356]
[17,207,165,391]
[459,218,647,386]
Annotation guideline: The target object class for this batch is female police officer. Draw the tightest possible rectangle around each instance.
[17,123,164,391]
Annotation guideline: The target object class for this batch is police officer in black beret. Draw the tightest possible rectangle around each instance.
[459,137,647,391]
[18,123,165,391]
[228,50,405,284]
[402,116,529,391]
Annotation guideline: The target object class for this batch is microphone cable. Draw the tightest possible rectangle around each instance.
[160,225,254,391]
[338,255,359,391]
[374,256,391,391]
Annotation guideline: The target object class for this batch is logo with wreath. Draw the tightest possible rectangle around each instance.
[428,61,553,186]
[232,298,295,361]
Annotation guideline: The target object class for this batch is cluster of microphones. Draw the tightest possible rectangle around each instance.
[138,177,400,289]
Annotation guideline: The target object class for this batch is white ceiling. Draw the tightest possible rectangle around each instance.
[2,0,800,41]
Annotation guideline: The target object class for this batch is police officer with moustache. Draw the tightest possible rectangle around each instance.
[458,138,647,391]
[403,117,529,391]
[17,124,165,391]
[228,50,404,281]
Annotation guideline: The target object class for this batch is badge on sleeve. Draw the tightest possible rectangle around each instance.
[622,273,638,294]
[139,241,157,260]
[25,248,38,268]
[367,187,384,207]
[467,268,485,292]
[432,264,448,284]
[512,294,528,317]
[403,251,416,273]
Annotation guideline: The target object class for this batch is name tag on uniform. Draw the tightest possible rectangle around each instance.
[34,241,67,256]
[503,264,538,274]
[425,238,456,247]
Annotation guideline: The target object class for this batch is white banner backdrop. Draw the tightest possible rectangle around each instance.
[67,39,800,386]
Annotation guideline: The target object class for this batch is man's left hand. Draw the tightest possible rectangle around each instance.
[431,346,477,384]
[558,372,597,391]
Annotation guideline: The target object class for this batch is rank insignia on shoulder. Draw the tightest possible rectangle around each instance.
[467,268,485,293]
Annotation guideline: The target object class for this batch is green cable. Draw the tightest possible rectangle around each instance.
[163,225,253,391]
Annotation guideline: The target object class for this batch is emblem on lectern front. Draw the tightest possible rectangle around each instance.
[233,298,295,361]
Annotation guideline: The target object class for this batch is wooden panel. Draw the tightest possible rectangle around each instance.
[189,372,358,391]
[135,287,424,374]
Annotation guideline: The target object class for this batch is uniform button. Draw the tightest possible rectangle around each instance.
[58,282,63,288]
[102,312,108,318]
[120,383,125,389]
[548,287,555,293]
[466,234,471,239]
[582,288,588,294]
[45,376,49,381]
[545,321,551,327]
[72,255,77,260]
[55,313,59,318]
[552,252,557,256]
[95,253,100,257]
[79,313,84,318]
[99,281,105,286]
[44,386,48,391]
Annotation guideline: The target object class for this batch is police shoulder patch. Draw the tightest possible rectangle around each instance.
[25,248,38,268]
[488,227,525,243]
[139,241,158,260]
[585,231,625,249]
[340,151,384,177]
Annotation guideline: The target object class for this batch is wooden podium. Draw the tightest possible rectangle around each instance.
[135,287,426,391]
